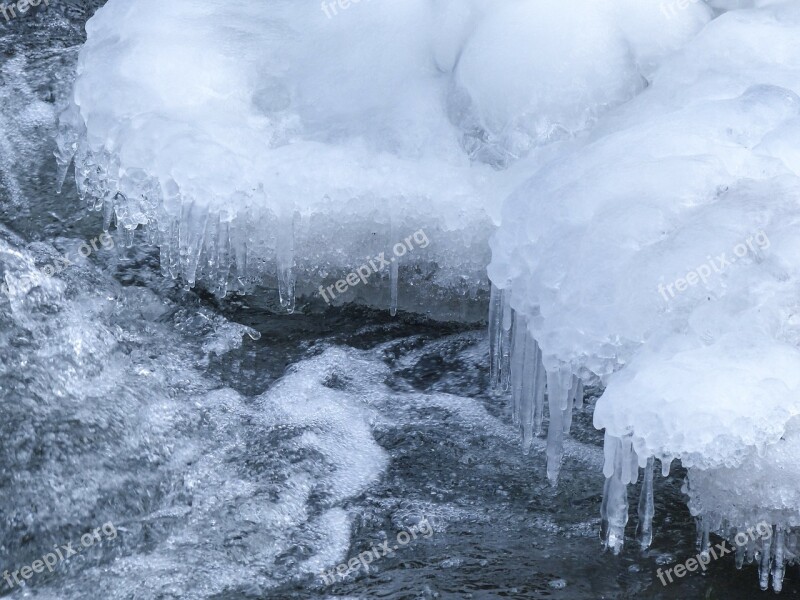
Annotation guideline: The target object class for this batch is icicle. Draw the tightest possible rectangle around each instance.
[159,225,171,278]
[54,103,82,194]
[600,436,629,554]
[562,376,580,435]
[498,291,513,390]
[545,365,571,484]
[179,201,209,286]
[772,526,785,593]
[215,218,231,297]
[620,437,636,485]
[746,536,757,564]
[660,456,673,477]
[603,434,617,478]
[501,290,513,330]
[636,457,655,550]
[55,150,73,195]
[205,212,221,281]
[532,354,546,436]
[573,379,584,411]
[276,211,296,314]
[520,336,542,452]
[103,193,115,232]
[389,252,399,316]
[629,449,639,485]
[231,211,248,290]
[735,530,746,569]
[500,319,513,391]
[758,526,772,591]
[489,285,504,389]
[696,517,710,559]
[510,313,527,425]
[168,220,181,280]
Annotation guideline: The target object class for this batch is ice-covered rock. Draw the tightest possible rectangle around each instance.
[488,0,800,588]
[58,0,707,318]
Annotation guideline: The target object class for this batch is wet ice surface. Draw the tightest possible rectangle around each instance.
[0,3,798,600]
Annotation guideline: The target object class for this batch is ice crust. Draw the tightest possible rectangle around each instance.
[59,0,706,317]
[488,0,800,588]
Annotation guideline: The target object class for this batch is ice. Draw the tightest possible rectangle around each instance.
[55,0,800,589]
[58,0,706,317]
[488,0,800,586]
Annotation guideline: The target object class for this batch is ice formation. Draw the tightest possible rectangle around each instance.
[57,0,706,318]
[57,0,800,591]
[489,0,800,591]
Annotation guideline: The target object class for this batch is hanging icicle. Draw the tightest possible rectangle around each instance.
[636,457,654,550]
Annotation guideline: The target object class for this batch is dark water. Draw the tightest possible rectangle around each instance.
[0,3,796,599]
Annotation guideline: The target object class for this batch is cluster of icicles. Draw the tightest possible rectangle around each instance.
[55,131,418,316]
[488,285,795,592]
[56,132,303,310]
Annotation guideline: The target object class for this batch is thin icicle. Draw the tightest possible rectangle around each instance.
[520,336,542,453]
[103,194,116,231]
[600,435,629,554]
[215,218,232,297]
[660,456,673,477]
[276,211,296,314]
[532,354,546,436]
[500,319,513,391]
[179,201,209,286]
[636,457,655,550]
[735,532,746,569]
[772,526,785,592]
[620,436,637,485]
[389,252,399,316]
[545,365,571,484]
[54,104,83,194]
[501,290,513,331]
[696,517,710,559]
[489,285,504,389]
[510,313,527,425]
[573,379,584,411]
[759,526,772,591]
[562,376,580,435]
